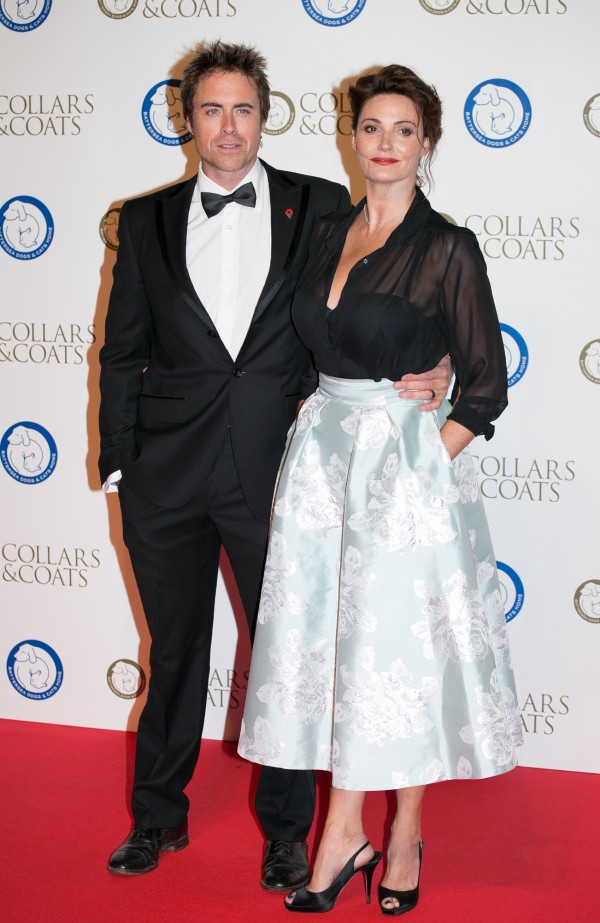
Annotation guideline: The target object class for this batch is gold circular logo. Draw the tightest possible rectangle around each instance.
[107,659,146,698]
[265,92,296,136]
[99,208,121,251]
[97,0,138,18]
[583,94,600,138]
[574,581,600,624]
[418,0,461,14]
[579,339,600,384]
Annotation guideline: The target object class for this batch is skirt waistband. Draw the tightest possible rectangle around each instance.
[317,374,423,406]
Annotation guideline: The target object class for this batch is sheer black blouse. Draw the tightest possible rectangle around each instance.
[291,187,507,440]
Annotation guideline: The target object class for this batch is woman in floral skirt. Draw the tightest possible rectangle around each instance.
[239,64,522,915]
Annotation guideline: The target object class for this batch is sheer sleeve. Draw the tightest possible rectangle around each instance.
[438,230,508,440]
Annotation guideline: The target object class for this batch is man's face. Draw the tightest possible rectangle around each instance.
[186,70,265,190]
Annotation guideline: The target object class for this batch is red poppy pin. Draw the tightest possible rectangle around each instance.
[285,208,294,219]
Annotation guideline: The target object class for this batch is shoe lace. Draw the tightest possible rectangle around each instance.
[270,840,292,858]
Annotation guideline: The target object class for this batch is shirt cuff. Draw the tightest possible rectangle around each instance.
[103,470,122,493]
[446,405,495,441]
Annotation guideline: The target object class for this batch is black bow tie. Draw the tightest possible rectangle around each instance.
[201,182,257,218]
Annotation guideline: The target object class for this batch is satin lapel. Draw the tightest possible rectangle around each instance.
[251,166,309,324]
[154,178,217,332]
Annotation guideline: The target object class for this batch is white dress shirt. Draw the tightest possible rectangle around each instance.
[187,159,271,359]
[103,159,272,493]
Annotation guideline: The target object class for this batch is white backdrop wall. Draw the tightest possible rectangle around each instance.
[1,0,598,775]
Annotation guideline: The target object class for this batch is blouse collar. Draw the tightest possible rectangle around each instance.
[325,185,432,253]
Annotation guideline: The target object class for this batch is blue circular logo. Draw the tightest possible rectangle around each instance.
[142,80,192,146]
[7,639,63,699]
[301,0,367,27]
[0,421,58,484]
[500,322,528,387]
[496,562,524,623]
[464,79,531,148]
[0,0,52,31]
[0,196,54,260]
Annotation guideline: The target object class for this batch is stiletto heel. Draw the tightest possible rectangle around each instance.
[378,840,423,916]
[285,841,382,913]
[362,853,379,904]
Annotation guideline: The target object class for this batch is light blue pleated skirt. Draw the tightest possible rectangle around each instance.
[239,376,523,790]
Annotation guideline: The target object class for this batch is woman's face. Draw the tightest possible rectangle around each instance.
[352,93,429,188]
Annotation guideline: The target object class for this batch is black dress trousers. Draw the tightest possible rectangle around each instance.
[119,430,316,839]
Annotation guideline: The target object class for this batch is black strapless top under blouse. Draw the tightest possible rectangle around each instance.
[291,188,507,440]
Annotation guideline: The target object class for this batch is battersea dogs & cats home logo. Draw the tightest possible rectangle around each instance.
[500,324,528,387]
[99,209,121,250]
[301,0,367,27]
[496,561,524,622]
[583,94,600,138]
[0,0,52,31]
[0,196,54,260]
[7,639,63,699]
[97,0,138,17]
[107,659,147,698]
[579,340,600,384]
[1,421,57,484]
[464,79,531,147]
[141,81,192,146]
[574,581,600,624]
[264,93,296,136]
[418,0,461,12]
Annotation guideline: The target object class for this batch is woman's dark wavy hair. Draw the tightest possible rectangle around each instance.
[181,40,270,125]
[349,65,443,188]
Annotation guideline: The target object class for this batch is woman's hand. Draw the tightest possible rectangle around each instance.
[439,419,474,461]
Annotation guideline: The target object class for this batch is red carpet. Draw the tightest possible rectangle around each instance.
[3,718,598,923]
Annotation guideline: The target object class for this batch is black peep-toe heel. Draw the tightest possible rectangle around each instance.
[378,840,424,916]
[285,841,382,913]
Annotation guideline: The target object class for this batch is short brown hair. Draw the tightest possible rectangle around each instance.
[349,65,442,187]
[181,41,270,124]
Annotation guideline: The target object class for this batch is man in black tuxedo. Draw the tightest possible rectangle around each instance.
[99,42,449,888]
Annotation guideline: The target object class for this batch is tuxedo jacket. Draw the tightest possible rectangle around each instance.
[98,160,351,519]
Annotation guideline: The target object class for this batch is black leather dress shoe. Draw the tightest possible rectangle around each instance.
[107,822,189,876]
[260,840,310,891]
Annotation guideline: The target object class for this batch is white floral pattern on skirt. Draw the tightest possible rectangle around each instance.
[239,376,523,790]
